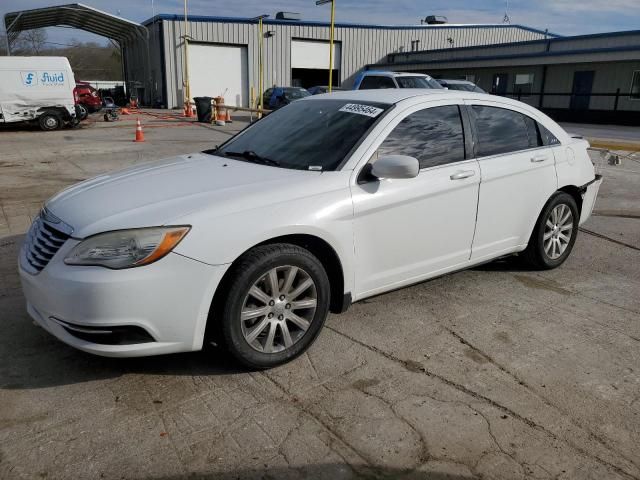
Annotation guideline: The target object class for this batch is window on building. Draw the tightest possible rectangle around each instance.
[410,40,421,52]
[630,71,640,100]
[471,105,533,157]
[359,76,396,89]
[377,105,466,169]
[514,73,534,97]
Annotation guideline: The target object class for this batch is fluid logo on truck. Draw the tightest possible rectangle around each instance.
[21,71,38,87]
[40,72,66,86]
[20,71,66,87]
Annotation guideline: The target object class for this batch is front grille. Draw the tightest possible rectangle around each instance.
[23,214,71,273]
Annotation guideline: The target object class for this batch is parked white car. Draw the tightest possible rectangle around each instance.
[19,89,602,368]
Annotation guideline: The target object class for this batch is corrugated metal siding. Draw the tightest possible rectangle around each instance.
[402,61,640,112]
[149,20,547,108]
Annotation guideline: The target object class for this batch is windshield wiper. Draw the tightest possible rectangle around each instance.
[202,147,219,155]
[221,150,280,167]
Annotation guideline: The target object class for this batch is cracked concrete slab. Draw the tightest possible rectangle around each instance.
[1,114,639,479]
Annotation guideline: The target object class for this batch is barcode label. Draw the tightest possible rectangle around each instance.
[339,103,384,118]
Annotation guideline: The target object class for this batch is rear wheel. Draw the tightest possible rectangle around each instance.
[218,244,330,369]
[521,192,579,270]
[39,112,62,131]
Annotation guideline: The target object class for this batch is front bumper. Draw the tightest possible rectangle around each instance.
[19,239,227,357]
[579,174,603,225]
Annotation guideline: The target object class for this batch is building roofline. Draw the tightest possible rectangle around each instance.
[388,28,640,60]
[372,44,640,69]
[143,13,555,36]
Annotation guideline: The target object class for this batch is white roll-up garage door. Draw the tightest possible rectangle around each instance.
[188,43,248,106]
[291,40,341,70]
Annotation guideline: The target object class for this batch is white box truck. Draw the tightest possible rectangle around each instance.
[0,56,79,131]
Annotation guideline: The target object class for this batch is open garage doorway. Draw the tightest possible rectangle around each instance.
[291,39,341,89]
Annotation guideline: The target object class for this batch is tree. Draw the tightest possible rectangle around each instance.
[13,28,47,55]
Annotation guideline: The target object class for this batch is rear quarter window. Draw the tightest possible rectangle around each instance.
[538,123,561,146]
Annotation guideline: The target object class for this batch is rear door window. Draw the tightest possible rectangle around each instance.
[377,105,466,169]
[359,76,396,89]
[470,105,534,157]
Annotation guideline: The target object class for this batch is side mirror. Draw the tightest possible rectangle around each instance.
[370,155,419,179]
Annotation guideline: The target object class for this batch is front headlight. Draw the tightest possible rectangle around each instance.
[64,226,190,269]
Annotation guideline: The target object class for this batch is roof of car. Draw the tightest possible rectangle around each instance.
[363,70,431,78]
[305,88,469,104]
[438,79,475,85]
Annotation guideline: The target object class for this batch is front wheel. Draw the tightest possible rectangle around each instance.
[521,192,579,270]
[218,244,330,369]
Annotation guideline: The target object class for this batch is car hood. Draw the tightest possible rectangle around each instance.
[45,153,321,238]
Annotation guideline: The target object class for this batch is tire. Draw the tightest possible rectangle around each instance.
[78,104,89,121]
[39,112,62,131]
[218,243,330,369]
[521,192,579,270]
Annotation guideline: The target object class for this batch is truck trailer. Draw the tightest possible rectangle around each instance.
[0,56,79,131]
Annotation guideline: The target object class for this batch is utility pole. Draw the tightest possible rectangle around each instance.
[316,0,336,92]
[183,0,191,112]
[253,15,269,116]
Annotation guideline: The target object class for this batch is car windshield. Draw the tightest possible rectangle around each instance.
[283,88,311,100]
[396,76,443,89]
[215,99,391,171]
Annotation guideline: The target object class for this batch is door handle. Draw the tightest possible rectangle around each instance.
[531,153,548,163]
[450,170,475,180]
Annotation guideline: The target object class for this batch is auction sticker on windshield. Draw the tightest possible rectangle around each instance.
[339,103,384,118]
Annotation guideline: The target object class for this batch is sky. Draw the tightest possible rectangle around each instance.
[2,0,640,46]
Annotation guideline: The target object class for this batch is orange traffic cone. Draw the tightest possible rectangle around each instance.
[133,118,145,142]
[184,102,195,118]
[225,109,233,123]
[120,107,130,115]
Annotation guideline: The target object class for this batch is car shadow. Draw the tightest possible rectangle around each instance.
[1,334,246,390]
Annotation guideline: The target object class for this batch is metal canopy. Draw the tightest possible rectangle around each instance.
[4,3,148,46]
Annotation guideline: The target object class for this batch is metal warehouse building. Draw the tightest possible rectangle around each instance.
[123,14,552,109]
[371,30,640,124]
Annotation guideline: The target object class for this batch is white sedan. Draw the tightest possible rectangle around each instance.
[19,89,602,369]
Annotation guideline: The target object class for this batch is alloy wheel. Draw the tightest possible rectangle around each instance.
[543,204,574,260]
[240,265,317,353]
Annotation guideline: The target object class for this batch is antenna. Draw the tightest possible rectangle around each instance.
[502,0,511,24]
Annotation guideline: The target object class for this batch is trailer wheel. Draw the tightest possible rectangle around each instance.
[39,112,62,131]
